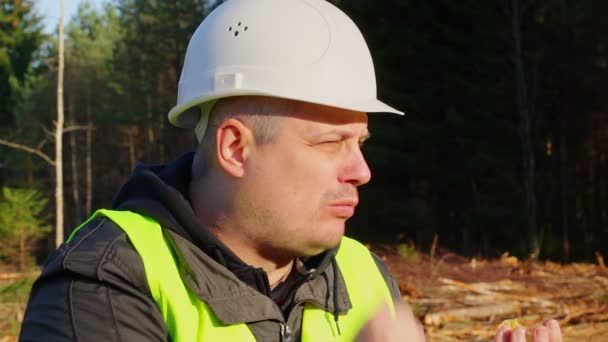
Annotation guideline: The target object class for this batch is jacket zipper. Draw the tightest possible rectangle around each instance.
[280,323,293,342]
[280,272,318,342]
[280,298,308,342]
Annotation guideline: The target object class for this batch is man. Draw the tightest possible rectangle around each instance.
[20,0,562,341]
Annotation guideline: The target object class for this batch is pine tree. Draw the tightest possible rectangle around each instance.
[0,187,51,270]
[0,0,44,126]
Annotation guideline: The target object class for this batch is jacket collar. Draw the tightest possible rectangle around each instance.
[166,230,351,324]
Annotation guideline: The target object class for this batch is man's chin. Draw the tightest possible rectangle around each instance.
[302,234,344,256]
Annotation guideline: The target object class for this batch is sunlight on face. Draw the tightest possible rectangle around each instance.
[237,101,371,256]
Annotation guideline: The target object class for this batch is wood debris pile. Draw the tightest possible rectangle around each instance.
[375,246,608,341]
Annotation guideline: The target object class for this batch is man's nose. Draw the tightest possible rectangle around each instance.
[340,145,372,186]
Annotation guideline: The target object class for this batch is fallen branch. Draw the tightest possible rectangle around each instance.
[560,306,608,325]
[424,302,521,326]
[439,278,556,307]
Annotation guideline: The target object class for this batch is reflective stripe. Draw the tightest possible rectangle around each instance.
[71,210,393,341]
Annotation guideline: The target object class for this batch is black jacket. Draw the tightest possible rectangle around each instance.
[20,152,400,341]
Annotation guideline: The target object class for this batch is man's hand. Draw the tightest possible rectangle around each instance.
[494,319,563,342]
[355,303,426,341]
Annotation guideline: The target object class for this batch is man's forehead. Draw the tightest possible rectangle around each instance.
[290,112,370,141]
[289,100,369,125]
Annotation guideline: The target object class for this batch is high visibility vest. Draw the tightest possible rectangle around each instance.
[69,209,394,341]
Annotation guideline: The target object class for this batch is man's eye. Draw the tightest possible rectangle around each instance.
[316,140,341,150]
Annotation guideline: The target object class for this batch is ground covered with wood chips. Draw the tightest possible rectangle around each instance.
[2,248,608,341]
[373,245,608,341]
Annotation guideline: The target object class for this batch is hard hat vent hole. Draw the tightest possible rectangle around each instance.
[228,21,247,37]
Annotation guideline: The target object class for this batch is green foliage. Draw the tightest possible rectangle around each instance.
[0,0,44,126]
[0,0,49,193]
[0,275,37,337]
[62,3,123,124]
[0,187,51,269]
[0,277,35,303]
[397,243,420,263]
[111,0,207,124]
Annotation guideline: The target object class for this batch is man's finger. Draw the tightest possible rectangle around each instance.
[355,303,426,341]
[532,325,549,342]
[493,325,511,342]
[512,327,527,342]
[393,303,427,341]
[544,319,562,342]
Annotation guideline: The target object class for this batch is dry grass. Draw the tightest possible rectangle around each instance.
[0,272,37,340]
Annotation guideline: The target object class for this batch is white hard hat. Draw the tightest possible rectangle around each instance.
[169,0,404,141]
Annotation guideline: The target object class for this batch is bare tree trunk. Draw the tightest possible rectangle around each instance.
[157,77,165,162]
[559,0,572,262]
[467,177,481,255]
[55,0,65,247]
[511,0,539,257]
[159,113,165,162]
[587,115,600,258]
[146,94,155,159]
[85,86,93,216]
[560,120,570,260]
[128,126,137,171]
[600,148,607,243]
[69,98,82,225]
[19,224,25,271]
[26,154,34,189]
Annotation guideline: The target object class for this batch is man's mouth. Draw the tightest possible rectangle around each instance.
[328,199,358,218]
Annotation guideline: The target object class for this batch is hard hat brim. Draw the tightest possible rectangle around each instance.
[169,91,404,129]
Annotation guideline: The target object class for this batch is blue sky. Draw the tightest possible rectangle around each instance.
[36,0,107,33]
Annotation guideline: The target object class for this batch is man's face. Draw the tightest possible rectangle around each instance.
[238,101,371,257]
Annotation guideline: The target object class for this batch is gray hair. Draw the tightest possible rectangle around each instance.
[193,96,297,178]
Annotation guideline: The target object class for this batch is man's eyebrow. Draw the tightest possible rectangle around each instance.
[309,129,371,142]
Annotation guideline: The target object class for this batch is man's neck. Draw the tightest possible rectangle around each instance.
[190,182,296,285]
[208,225,295,286]
[269,258,295,290]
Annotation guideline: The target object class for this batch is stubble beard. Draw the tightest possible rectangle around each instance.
[241,185,357,258]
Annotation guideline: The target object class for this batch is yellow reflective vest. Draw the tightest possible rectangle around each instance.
[69,209,394,341]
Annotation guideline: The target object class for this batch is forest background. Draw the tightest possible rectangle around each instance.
[1,0,608,274]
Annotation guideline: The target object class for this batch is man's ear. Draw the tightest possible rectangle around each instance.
[215,118,254,177]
